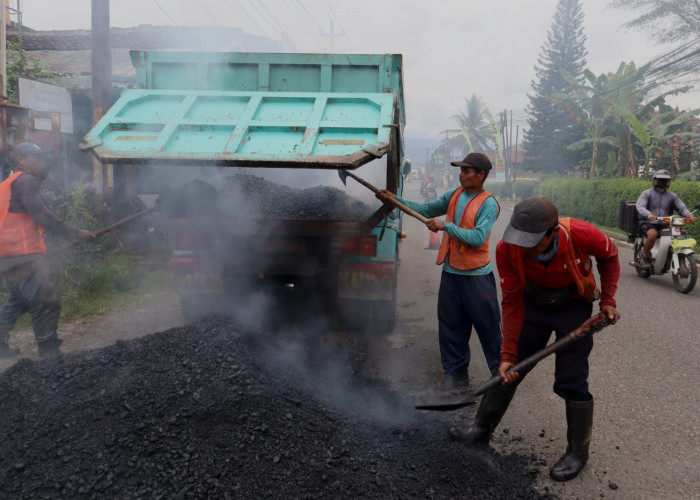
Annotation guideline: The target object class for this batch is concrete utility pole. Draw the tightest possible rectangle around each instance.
[91,0,113,208]
[1,0,7,100]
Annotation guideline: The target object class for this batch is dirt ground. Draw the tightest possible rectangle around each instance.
[0,291,187,372]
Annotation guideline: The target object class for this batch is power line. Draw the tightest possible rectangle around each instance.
[194,0,221,26]
[151,0,178,25]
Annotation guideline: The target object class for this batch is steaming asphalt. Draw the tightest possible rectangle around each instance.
[388,180,700,499]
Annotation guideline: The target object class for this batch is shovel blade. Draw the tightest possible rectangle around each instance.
[413,388,477,411]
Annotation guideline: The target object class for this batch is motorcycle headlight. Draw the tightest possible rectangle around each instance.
[672,217,684,226]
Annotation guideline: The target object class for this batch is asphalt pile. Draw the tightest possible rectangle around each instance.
[0,316,552,499]
[159,174,374,221]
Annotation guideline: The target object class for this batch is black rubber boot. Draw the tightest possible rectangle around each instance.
[441,365,469,391]
[37,338,63,358]
[448,383,516,446]
[550,398,594,481]
[0,340,20,359]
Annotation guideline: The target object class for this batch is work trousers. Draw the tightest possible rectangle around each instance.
[437,271,502,375]
[514,296,594,401]
[0,257,61,344]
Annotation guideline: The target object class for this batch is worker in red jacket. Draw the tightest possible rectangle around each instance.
[449,197,620,481]
[0,143,95,358]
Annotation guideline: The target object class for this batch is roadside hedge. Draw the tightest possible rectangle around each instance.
[539,177,700,243]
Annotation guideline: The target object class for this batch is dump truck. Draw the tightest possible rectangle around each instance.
[83,51,410,332]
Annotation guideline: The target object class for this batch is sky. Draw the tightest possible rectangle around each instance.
[18,0,695,151]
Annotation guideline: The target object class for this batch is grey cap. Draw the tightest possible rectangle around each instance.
[503,197,559,248]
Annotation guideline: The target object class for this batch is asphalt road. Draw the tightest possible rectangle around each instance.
[379,181,700,499]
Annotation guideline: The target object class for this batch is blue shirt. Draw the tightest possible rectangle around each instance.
[396,188,499,275]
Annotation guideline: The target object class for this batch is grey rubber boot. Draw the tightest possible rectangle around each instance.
[550,398,594,481]
[448,383,516,446]
[37,338,63,358]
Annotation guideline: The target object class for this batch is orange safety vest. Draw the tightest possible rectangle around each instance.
[0,171,47,257]
[436,189,495,271]
[509,217,599,302]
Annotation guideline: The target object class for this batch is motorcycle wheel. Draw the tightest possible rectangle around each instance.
[672,253,697,294]
[633,239,651,278]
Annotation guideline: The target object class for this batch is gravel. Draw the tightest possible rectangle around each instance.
[0,315,554,499]
[160,174,375,221]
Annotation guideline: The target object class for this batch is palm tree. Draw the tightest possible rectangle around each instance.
[435,95,494,161]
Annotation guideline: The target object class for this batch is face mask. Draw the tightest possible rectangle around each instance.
[533,235,559,262]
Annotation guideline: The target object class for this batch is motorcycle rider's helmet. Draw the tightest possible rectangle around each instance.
[652,169,671,189]
[428,174,434,180]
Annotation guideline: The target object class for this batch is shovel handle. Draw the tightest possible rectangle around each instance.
[341,169,430,224]
[52,206,157,255]
[472,313,612,398]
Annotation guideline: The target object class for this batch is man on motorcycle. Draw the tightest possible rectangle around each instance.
[635,170,697,269]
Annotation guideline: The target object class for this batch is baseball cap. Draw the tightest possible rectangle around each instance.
[503,197,560,248]
[450,152,492,172]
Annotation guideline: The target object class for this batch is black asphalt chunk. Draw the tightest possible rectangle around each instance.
[0,316,554,499]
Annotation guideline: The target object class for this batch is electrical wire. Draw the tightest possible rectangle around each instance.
[151,0,178,25]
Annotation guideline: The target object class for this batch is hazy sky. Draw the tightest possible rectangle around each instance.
[19,0,693,145]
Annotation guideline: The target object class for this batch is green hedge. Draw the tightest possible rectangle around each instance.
[485,179,538,199]
[539,177,700,243]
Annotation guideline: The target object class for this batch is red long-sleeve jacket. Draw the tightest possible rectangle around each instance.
[496,219,620,364]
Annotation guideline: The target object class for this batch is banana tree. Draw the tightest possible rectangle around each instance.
[613,102,700,178]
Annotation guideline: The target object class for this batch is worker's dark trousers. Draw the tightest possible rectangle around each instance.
[0,258,61,344]
[514,296,594,401]
[437,271,502,375]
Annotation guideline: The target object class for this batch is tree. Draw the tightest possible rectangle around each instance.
[522,0,588,174]
[5,42,58,103]
[434,94,493,161]
[608,0,700,45]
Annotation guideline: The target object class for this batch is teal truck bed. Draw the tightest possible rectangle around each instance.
[83,51,409,332]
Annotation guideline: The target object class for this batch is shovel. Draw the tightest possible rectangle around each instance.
[52,206,157,255]
[414,313,613,411]
[338,169,429,224]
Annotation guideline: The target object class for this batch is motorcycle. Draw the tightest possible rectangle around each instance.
[629,202,700,293]
[420,181,437,202]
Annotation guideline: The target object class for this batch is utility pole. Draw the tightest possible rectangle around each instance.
[320,21,345,53]
[1,0,7,101]
[91,0,114,213]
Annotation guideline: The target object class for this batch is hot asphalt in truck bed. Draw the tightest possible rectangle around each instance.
[0,315,553,499]
[164,173,376,221]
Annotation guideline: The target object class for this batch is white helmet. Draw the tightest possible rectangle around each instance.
[652,169,671,180]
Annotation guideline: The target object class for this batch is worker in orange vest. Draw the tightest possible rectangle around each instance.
[0,143,95,358]
[449,197,621,481]
[377,152,502,388]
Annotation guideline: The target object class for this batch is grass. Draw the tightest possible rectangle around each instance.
[1,256,172,329]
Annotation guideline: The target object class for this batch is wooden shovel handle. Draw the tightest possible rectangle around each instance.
[342,169,429,224]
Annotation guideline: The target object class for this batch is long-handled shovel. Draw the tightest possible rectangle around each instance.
[52,206,157,255]
[414,313,613,411]
[338,169,429,224]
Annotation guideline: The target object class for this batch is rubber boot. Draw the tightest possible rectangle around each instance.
[37,338,63,358]
[550,398,594,481]
[448,383,516,446]
[441,365,469,391]
[0,340,20,359]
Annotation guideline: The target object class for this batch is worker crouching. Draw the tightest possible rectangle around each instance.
[449,197,621,481]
